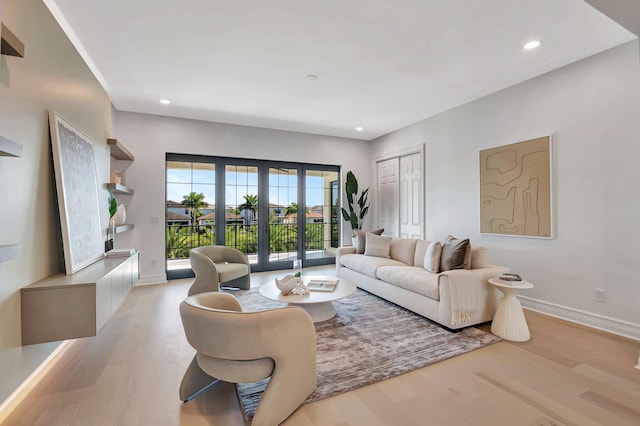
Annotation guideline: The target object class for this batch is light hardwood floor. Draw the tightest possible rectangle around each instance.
[4,266,640,425]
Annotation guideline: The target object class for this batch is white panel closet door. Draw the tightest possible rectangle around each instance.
[399,153,422,239]
[376,158,399,237]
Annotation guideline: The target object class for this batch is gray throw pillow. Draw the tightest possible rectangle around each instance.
[355,228,384,254]
[440,235,470,271]
[445,235,472,269]
[423,241,442,273]
[364,233,392,258]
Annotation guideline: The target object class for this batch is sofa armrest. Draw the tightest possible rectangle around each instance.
[336,246,357,273]
[336,246,357,257]
[439,265,510,294]
[437,265,509,327]
[440,265,509,282]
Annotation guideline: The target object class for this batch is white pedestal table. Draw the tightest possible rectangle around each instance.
[489,278,534,342]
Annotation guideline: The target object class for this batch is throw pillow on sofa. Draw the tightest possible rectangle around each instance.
[440,235,470,271]
[423,241,443,273]
[364,232,392,258]
[446,235,472,269]
[355,228,384,254]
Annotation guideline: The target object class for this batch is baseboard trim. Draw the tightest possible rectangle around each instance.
[0,340,74,423]
[136,273,168,286]
[520,296,640,342]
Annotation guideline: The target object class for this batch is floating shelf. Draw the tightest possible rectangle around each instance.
[107,139,134,161]
[0,244,21,263]
[21,251,139,345]
[1,23,25,58]
[0,135,23,157]
[114,224,134,234]
[105,183,134,195]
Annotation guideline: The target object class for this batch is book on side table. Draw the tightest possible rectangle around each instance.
[497,273,523,285]
[307,278,339,292]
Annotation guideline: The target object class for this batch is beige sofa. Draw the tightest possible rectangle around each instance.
[336,237,508,330]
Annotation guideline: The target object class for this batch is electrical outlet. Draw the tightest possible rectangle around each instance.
[595,288,606,303]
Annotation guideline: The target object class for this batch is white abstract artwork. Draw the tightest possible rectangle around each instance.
[49,112,104,274]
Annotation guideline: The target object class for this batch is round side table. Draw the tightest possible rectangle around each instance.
[489,278,534,342]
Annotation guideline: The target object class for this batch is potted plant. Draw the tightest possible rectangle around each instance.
[105,190,117,252]
[340,170,370,244]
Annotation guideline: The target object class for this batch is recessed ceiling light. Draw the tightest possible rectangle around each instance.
[159,99,171,104]
[355,127,364,132]
[306,74,318,80]
[523,40,541,50]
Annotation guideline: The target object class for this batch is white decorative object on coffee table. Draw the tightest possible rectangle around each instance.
[489,278,534,342]
[275,275,301,296]
[259,275,356,322]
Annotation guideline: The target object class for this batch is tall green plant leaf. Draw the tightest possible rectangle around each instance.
[359,206,369,220]
[345,171,358,194]
[341,208,351,222]
[349,212,358,229]
[342,170,370,234]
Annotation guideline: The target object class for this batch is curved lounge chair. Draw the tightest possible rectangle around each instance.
[179,291,317,426]
[189,246,250,295]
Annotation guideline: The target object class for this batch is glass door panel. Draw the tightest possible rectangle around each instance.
[305,169,340,261]
[166,161,215,278]
[166,155,339,278]
[267,167,298,264]
[225,165,259,265]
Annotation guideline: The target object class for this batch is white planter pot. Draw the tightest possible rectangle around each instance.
[111,204,126,226]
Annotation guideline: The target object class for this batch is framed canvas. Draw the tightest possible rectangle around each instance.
[479,136,553,238]
[49,111,105,274]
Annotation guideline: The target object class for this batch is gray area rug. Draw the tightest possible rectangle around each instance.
[234,287,500,418]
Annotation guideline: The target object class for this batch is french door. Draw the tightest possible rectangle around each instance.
[376,151,423,239]
[166,154,340,278]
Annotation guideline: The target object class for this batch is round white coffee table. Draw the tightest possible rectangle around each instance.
[259,275,356,322]
[489,278,534,342]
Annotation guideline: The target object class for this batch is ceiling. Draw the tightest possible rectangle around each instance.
[44,0,636,140]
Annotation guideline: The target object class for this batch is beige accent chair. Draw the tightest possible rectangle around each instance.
[189,246,251,295]
[179,292,317,426]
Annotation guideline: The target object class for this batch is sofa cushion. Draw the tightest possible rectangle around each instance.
[470,246,488,269]
[364,233,392,258]
[340,254,407,278]
[423,241,442,273]
[440,235,470,271]
[376,266,440,300]
[355,228,384,254]
[414,239,431,266]
[390,238,418,266]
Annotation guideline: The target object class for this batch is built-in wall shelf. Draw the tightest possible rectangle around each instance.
[0,135,23,157]
[106,139,135,236]
[1,23,25,58]
[105,183,134,195]
[0,244,21,263]
[107,138,134,161]
[114,224,134,234]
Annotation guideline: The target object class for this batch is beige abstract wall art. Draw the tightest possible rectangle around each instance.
[480,136,552,238]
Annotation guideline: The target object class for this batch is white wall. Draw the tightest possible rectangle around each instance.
[0,0,112,405]
[113,112,372,283]
[371,40,640,339]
